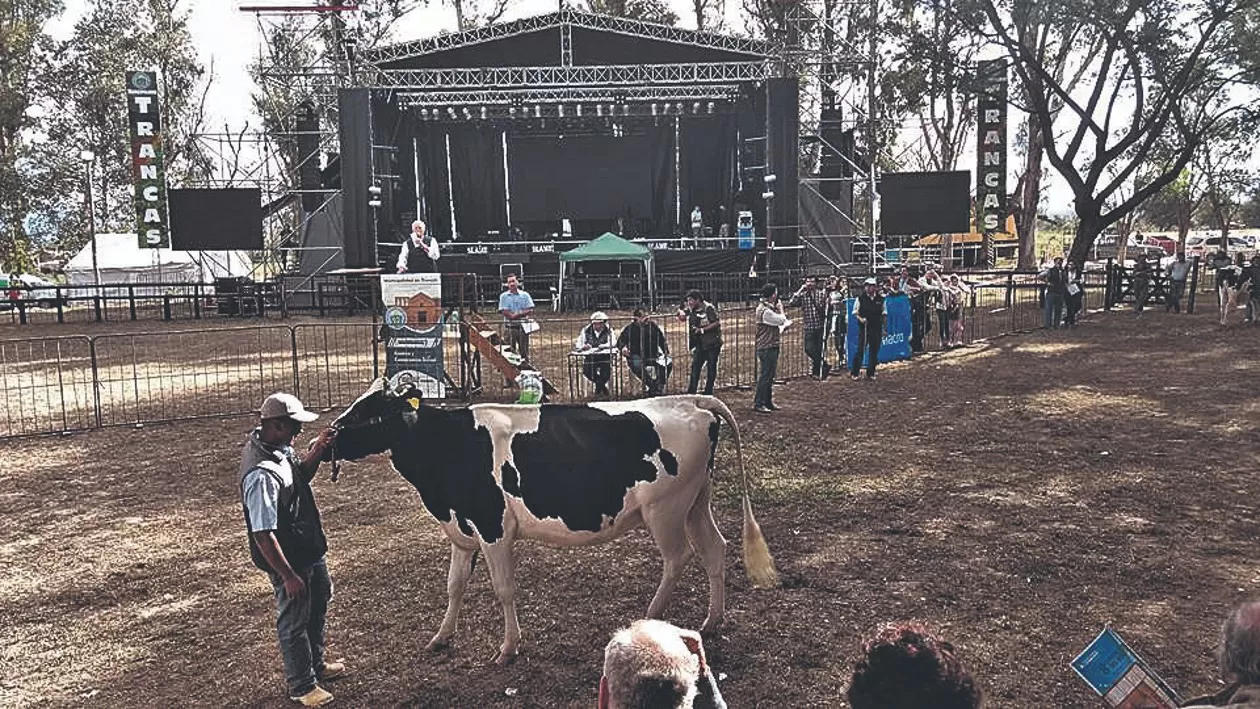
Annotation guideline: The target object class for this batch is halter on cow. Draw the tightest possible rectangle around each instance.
[326,378,778,663]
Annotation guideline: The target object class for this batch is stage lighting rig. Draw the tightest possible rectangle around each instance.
[368,184,383,208]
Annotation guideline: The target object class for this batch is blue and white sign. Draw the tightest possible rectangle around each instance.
[844,294,912,367]
[737,210,754,250]
[1071,627,1180,708]
[381,273,445,399]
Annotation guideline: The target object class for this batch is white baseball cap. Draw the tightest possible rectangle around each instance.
[591,311,609,322]
[864,277,878,286]
[260,392,319,422]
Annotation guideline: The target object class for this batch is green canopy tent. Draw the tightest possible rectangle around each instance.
[558,232,655,311]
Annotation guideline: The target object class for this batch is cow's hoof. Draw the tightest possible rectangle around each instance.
[425,637,452,652]
[493,649,519,666]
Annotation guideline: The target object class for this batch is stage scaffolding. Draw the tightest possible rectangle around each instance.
[180,4,884,276]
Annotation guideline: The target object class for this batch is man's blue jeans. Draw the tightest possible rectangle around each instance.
[1044,292,1064,329]
[754,347,779,409]
[268,558,333,696]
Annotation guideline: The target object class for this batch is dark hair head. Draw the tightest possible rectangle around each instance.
[1221,602,1260,684]
[847,623,982,709]
[761,283,778,299]
[632,308,645,317]
[685,289,704,303]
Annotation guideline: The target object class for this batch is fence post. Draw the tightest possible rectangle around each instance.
[1004,272,1014,308]
[279,279,289,319]
[193,285,201,319]
[1187,256,1200,314]
[372,309,381,380]
[128,285,137,320]
[16,299,26,324]
[89,338,103,429]
[162,294,172,321]
[1104,259,1114,311]
[55,288,64,323]
[93,295,102,322]
[317,284,326,318]
[290,326,301,398]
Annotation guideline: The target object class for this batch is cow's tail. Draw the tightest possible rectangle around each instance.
[695,396,779,589]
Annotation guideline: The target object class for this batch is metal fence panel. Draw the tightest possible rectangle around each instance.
[91,326,296,427]
[293,323,381,411]
[0,336,96,437]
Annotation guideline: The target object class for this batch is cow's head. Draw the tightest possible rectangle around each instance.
[328,377,422,461]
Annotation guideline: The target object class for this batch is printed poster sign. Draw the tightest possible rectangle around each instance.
[1071,628,1179,709]
[844,294,912,367]
[381,273,445,399]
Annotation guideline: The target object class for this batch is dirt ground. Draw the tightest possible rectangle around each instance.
[2,307,1258,708]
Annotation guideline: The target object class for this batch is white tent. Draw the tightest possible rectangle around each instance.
[65,234,253,295]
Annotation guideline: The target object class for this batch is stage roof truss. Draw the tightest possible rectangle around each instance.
[366,61,769,90]
[362,10,772,66]
[397,85,745,107]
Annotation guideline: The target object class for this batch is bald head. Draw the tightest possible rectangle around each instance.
[601,620,701,709]
[1222,602,1260,684]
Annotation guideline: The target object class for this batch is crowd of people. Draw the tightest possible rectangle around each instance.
[492,267,980,406]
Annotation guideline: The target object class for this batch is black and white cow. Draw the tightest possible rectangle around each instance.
[328,378,778,663]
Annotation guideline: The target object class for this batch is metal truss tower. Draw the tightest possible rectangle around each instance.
[778,0,883,270]
[184,2,359,277]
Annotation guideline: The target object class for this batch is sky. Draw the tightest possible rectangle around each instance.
[53,0,1073,216]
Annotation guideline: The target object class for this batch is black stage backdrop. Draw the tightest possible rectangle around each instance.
[449,126,507,238]
[413,128,452,241]
[679,115,736,234]
[507,126,675,234]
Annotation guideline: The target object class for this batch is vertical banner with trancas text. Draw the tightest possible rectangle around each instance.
[381,274,445,399]
[976,59,1007,267]
[126,71,169,249]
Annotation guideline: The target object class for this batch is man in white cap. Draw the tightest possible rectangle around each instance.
[850,278,885,380]
[239,393,342,707]
[574,311,615,396]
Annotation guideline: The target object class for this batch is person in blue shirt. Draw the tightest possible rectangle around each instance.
[498,273,535,362]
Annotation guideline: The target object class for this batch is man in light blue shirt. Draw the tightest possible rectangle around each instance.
[498,273,535,361]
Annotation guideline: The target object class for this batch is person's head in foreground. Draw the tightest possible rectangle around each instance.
[1220,602,1260,685]
[847,622,982,709]
[1182,602,1260,708]
[599,619,720,709]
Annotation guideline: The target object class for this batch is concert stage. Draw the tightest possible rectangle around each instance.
[326,10,802,273]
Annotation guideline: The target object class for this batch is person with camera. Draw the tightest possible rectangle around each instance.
[788,275,830,379]
[677,289,722,395]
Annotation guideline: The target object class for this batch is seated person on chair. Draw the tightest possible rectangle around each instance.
[575,311,615,396]
[617,308,672,396]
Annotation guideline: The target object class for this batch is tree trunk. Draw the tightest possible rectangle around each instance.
[1017,117,1044,269]
[1069,213,1103,271]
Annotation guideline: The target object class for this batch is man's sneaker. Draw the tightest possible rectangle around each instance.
[291,686,334,707]
[753,406,772,414]
[318,661,347,680]
[768,403,782,411]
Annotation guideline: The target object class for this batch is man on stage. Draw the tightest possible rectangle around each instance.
[396,220,441,273]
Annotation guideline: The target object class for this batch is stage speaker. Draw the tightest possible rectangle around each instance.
[296,101,322,214]
[169,188,263,250]
[338,88,374,268]
[880,171,971,236]
[766,77,799,248]
[818,105,845,199]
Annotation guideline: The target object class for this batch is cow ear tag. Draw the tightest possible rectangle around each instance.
[407,397,421,410]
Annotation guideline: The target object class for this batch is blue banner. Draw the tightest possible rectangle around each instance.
[844,294,912,367]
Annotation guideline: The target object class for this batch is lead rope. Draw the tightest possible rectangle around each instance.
[330,432,341,482]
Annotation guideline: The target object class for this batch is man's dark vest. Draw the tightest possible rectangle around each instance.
[1046,267,1067,294]
[405,238,436,273]
[243,458,327,574]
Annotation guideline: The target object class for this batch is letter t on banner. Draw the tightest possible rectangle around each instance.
[126,71,169,249]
